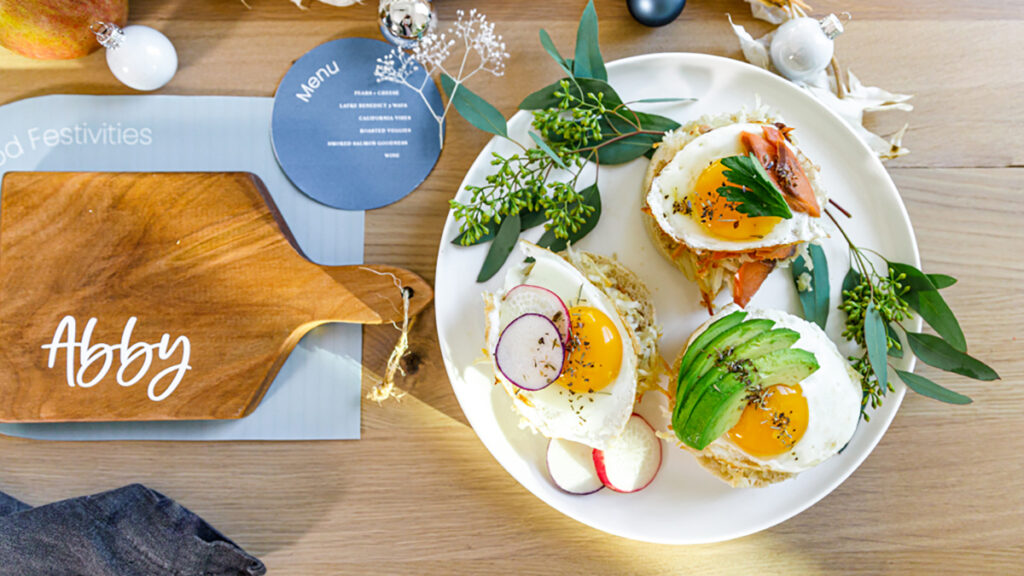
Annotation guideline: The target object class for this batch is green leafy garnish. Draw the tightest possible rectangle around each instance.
[864,303,889,393]
[572,0,606,81]
[440,74,507,139]
[794,206,999,419]
[895,369,972,405]
[538,29,572,77]
[478,212,521,283]
[905,332,999,381]
[791,243,830,330]
[716,153,793,219]
[536,183,601,253]
[889,262,966,351]
[450,0,689,281]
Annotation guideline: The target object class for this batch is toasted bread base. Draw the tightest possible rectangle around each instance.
[641,109,825,312]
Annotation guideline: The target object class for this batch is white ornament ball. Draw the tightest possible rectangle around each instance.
[770,17,838,82]
[104,25,178,91]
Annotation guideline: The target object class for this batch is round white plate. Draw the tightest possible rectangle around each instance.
[435,53,919,544]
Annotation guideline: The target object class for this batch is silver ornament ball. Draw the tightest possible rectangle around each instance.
[379,0,435,47]
[770,14,844,83]
[93,21,177,91]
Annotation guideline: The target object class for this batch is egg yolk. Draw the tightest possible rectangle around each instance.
[555,306,622,393]
[727,383,808,458]
[686,159,781,241]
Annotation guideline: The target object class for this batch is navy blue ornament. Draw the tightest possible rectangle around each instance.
[627,0,687,27]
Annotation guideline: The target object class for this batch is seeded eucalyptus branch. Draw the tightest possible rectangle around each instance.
[794,206,999,420]
[448,0,691,282]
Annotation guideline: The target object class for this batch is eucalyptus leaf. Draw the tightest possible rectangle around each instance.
[791,244,829,330]
[452,209,546,246]
[842,267,862,295]
[519,77,623,110]
[536,184,601,252]
[539,29,573,77]
[888,262,933,292]
[896,369,972,405]
[917,290,966,352]
[927,274,957,289]
[528,132,567,169]
[886,322,904,358]
[441,74,507,138]
[889,262,966,352]
[865,303,889,392]
[905,332,999,381]
[573,0,606,81]
[476,212,521,282]
[586,111,680,165]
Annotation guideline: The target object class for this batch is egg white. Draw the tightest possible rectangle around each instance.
[647,122,827,252]
[690,305,861,474]
[484,241,638,450]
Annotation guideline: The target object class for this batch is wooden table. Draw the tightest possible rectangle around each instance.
[1,1,1020,573]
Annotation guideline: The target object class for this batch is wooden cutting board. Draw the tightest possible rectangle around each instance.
[0,172,432,422]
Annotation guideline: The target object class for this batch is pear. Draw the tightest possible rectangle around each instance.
[0,0,128,60]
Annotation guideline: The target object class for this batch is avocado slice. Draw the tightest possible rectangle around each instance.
[672,328,801,431]
[675,310,747,388]
[675,318,775,405]
[679,348,820,451]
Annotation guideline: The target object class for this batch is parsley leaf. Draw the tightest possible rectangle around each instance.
[716,153,793,219]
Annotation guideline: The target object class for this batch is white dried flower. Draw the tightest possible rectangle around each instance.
[373,9,510,148]
[797,271,813,292]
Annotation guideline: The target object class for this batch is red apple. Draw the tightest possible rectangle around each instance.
[0,0,129,60]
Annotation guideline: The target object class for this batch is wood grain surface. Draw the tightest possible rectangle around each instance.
[0,172,431,422]
[0,0,1021,573]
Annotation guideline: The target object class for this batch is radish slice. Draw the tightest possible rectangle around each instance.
[501,284,571,343]
[547,438,604,495]
[495,313,564,391]
[592,414,663,493]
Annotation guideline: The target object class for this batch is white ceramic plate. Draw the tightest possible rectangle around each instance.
[435,53,919,544]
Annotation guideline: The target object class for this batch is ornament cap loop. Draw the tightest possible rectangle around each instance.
[819,13,845,41]
[91,21,125,50]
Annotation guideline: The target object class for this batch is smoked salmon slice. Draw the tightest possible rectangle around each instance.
[740,125,821,218]
[732,260,776,308]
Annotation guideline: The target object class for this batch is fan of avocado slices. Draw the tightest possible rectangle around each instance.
[672,311,819,451]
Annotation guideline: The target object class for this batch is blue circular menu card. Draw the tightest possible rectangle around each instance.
[271,37,443,211]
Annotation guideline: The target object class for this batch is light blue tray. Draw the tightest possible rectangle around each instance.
[0,95,363,441]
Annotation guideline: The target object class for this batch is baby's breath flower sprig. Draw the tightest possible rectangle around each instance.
[374,9,510,148]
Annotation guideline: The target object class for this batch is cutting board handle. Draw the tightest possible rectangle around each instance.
[320,264,433,325]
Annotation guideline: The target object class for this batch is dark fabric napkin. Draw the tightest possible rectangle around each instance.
[0,484,265,576]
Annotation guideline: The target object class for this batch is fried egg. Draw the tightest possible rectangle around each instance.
[484,242,639,450]
[646,122,827,253]
[692,305,861,475]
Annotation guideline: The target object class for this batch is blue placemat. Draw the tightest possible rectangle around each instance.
[0,95,363,441]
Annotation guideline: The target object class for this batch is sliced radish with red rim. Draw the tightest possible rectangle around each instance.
[546,438,604,495]
[495,313,564,391]
[592,414,663,493]
[501,284,571,343]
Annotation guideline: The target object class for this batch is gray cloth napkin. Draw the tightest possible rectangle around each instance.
[0,484,266,576]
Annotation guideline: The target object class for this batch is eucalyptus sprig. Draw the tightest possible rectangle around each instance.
[793,206,998,420]
[448,0,691,281]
